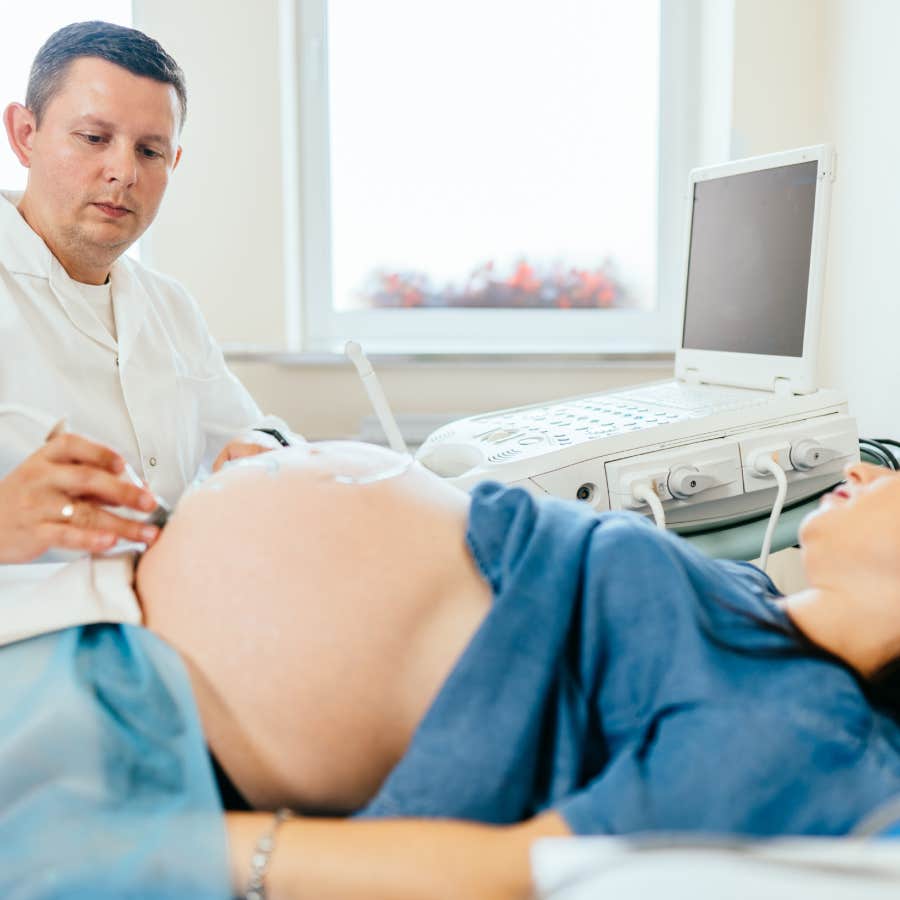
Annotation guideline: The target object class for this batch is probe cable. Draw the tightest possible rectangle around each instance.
[753,455,789,572]
[630,481,667,530]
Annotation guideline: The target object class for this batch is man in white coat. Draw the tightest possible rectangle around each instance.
[0,21,290,562]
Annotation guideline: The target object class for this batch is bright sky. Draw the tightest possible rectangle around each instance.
[328,0,660,309]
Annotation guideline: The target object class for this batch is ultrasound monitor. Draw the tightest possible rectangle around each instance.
[681,160,818,358]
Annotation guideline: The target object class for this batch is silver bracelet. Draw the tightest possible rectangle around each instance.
[245,807,293,900]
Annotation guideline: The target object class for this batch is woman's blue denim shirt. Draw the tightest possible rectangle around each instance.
[358,482,900,837]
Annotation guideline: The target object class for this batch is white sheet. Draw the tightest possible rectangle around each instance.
[532,836,900,899]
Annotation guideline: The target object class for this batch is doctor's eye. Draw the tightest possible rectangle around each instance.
[139,146,164,160]
[77,133,106,145]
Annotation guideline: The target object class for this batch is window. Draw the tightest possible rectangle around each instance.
[0,2,133,191]
[289,0,701,354]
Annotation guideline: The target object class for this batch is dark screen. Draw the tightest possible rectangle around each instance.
[681,160,817,357]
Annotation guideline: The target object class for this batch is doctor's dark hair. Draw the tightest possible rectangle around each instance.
[26,21,187,129]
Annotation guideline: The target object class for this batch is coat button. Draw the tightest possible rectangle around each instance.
[115,356,119,366]
[149,457,158,467]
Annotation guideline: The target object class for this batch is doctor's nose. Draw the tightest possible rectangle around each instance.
[104,142,138,188]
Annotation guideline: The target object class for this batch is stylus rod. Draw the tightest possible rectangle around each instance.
[344,341,409,455]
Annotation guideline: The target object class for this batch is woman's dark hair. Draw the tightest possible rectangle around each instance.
[868,655,900,711]
[26,21,187,128]
[700,589,900,717]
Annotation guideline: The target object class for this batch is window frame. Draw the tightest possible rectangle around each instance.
[282,0,703,355]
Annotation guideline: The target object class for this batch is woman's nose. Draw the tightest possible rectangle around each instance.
[844,461,889,485]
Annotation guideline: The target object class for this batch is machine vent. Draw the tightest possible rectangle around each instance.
[428,427,456,443]
[487,447,521,463]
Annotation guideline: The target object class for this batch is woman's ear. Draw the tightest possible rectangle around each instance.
[3,103,37,168]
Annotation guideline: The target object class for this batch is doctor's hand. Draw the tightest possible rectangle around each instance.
[211,440,272,473]
[0,433,161,564]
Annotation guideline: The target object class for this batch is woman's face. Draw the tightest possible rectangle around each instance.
[799,463,900,590]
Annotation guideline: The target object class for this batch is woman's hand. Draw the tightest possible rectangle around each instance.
[0,433,161,563]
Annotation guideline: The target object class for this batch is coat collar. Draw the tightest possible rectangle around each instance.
[0,191,54,278]
[0,190,149,356]
[109,259,151,363]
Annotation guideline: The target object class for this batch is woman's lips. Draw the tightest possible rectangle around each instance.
[819,484,850,506]
[93,202,130,219]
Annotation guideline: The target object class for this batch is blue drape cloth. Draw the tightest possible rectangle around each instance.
[0,623,230,899]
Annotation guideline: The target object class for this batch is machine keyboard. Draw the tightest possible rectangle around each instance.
[471,396,696,452]
[466,384,776,460]
[617,382,774,414]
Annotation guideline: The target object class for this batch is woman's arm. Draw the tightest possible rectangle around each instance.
[226,810,571,900]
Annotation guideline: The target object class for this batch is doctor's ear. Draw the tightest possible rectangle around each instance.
[3,103,37,168]
[171,145,182,172]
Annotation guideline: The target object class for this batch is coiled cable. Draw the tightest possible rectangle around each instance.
[860,438,900,470]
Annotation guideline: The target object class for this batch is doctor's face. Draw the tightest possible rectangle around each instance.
[799,462,900,590]
[5,56,182,284]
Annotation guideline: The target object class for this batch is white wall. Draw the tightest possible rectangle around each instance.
[726,0,900,438]
[228,358,669,440]
[729,0,828,159]
[133,0,286,347]
[818,0,900,437]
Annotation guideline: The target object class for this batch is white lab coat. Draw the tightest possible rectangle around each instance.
[0,190,288,507]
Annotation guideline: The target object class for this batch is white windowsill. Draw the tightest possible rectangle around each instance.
[222,344,676,369]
